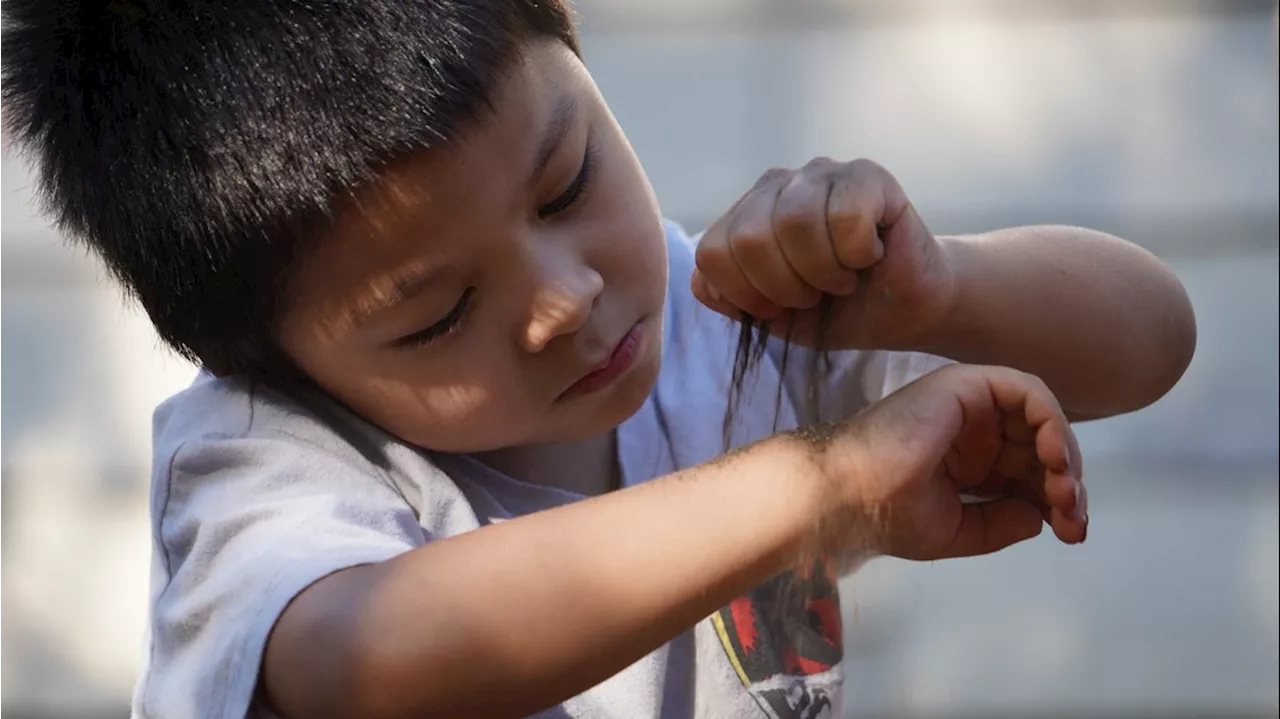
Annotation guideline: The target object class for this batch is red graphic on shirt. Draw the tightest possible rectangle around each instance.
[713,558,842,719]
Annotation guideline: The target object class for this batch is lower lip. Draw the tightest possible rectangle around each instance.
[561,323,644,400]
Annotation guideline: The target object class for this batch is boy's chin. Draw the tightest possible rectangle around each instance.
[554,360,661,442]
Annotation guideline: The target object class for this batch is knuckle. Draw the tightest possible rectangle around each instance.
[801,155,838,173]
[757,167,793,186]
[848,157,886,176]
[694,241,731,273]
[773,203,814,237]
[1023,371,1050,394]
[834,239,878,269]
[826,203,864,229]
[693,240,716,265]
[729,227,773,258]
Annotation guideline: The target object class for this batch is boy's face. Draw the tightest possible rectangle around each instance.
[277,40,668,452]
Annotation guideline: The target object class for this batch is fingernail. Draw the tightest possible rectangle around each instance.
[1081,515,1089,543]
[1069,483,1087,528]
[707,283,723,303]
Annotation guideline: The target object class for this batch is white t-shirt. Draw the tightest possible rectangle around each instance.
[131,220,949,719]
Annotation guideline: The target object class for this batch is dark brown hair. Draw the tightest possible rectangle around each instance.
[723,296,838,451]
[3,0,578,388]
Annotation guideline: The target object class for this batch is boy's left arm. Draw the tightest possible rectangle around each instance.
[921,225,1195,419]
[691,158,1196,420]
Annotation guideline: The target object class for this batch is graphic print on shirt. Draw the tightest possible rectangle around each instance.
[711,557,843,719]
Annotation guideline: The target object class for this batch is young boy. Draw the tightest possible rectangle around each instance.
[2,2,1196,718]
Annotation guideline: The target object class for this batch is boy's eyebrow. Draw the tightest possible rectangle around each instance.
[352,96,578,330]
[531,95,578,181]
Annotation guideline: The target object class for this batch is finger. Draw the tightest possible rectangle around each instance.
[979,367,1072,475]
[946,365,1081,519]
[941,498,1044,558]
[728,172,821,310]
[1066,422,1085,486]
[1044,469,1087,543]
[993,441,1043,484]
[944,399,1003,489]
[1001,408,1037,444]
[966,461,1058,517]
[1048,504,1088,544]
[1033,414,1073,478]
[690,267,742,318]
[990,444,1058,521]
[1007,480,1055,523]
[1009,375,1085,542]
[773,159,861,295]
[695,206,784,320]
[1039,420,1084,520]
[826,160,890,271]
[1065,422,1088,526]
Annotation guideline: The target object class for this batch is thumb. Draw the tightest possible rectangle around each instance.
[940,498,1044,558]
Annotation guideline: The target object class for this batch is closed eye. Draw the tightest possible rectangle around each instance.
[391,287,474,350]
[538,143,598,219]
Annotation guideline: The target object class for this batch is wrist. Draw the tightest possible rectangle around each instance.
[777,424,885,560]
[909,234,970,355]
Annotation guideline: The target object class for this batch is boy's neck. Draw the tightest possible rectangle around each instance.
[472,430,621,497]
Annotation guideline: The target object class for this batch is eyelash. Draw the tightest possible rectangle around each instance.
[392,146,597,351]
[392,287,474,350]
[538,143,598,219]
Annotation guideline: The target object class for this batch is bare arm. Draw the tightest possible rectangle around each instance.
[688,162,1195,421]
[263,437,831,719]
[926,226,1196,420]
[262,365,1090,719]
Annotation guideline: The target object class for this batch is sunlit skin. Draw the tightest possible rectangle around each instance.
[254,26,1200,717]
[278,41,668,493]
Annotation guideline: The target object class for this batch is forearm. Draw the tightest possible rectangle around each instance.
[263,436,836,719]
[925,226,1195,418]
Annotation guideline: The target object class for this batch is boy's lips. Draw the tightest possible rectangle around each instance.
[559,322,645,400]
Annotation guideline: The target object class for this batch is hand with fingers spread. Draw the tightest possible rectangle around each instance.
[691,158,955,351]
[816,363,1088,560]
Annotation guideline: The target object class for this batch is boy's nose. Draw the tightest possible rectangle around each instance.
[520,263,604,353]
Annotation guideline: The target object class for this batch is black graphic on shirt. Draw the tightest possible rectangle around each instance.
[712,558,842,719]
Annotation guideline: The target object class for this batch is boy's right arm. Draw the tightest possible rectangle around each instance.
[262,365,1088,719]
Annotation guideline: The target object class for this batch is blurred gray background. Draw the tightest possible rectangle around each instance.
[3,0,1277,717]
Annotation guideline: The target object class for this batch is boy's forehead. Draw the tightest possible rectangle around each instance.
[338,39,580,222]
[288,41,588,324]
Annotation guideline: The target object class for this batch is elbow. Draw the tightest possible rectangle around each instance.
[1163,294,1198,400]
[1079,266,1197,422]
[1152,272,1197,405]
[1132,272,1198,414]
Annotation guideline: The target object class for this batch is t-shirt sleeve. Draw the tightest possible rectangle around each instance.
[134,434,425,719]
[771,342,955,424]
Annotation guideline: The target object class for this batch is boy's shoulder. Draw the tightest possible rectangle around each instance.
[151,372,378,471]
[138,375,440,719]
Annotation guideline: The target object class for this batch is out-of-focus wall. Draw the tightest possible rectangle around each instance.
[3,1,1277,716]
